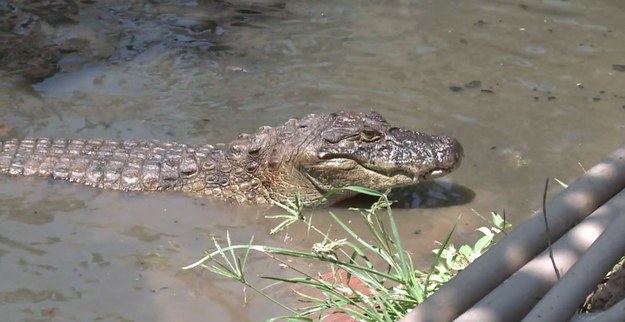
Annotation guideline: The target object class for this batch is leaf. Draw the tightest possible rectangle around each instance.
[476,227,493,237]
[458,245,473,259]
[474,235,492,254]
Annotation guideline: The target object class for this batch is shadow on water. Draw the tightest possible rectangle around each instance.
[337,180,475,209]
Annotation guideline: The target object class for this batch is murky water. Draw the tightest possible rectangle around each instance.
[1,0,625,320]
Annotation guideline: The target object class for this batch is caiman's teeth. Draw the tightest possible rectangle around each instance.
[430,169,444,176]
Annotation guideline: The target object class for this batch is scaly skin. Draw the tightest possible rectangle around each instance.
[0,111,463,206]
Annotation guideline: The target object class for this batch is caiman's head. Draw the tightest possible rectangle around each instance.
[260,111,463,206]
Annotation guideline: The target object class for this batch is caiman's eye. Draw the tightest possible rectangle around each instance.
[359,128,381,142]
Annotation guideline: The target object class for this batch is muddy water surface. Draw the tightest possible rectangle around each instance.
[1,0,625,321]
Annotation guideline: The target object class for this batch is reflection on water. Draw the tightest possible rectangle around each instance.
[2,0,625,321]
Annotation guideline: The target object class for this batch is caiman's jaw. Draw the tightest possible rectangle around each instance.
[302,158,416,193]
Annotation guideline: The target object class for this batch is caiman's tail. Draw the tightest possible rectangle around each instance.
[0,138,206,192]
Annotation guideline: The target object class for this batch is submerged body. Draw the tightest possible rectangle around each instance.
[0,111,463,206]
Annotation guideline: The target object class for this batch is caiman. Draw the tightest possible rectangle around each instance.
[0,111,463,206]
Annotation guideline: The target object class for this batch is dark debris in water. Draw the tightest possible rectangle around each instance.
[474,19,488,26]
[237,9,263,15]
[464,80,481,89]
[449,80,493,94]
[613,64,625,72]
[449,86,464,92]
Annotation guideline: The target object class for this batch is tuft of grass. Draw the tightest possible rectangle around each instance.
[183,186,509,321]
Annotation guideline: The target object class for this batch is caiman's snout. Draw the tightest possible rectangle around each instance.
[407,134,464,181]
[433,135,464,175]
